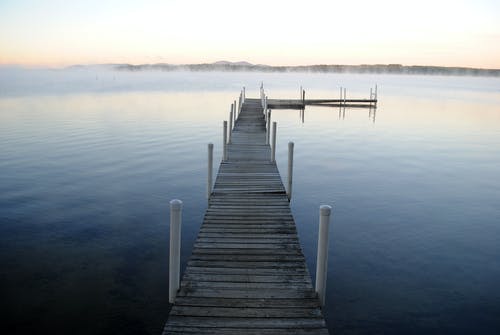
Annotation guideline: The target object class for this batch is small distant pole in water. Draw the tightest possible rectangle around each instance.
[243,86,246,101]
[207,143,213,200]
[302,89,306,107]
[375,84,378,107]
[339,87,343,106]
[169,199,183,303]
[271,122,277,162]
[223,121,228,161]
[300,86,302,100]
[315,204,332,307]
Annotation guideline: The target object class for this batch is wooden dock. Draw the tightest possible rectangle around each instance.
[162,97,329,334]
[268,98,377,109]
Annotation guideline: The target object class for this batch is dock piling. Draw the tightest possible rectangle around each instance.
[223,121,228,161]
[271,121,277,162]
[315,204,332,306]
[287,142,294,201]
[207,143,213,200]
[266,110,271,145]
[229,106,233,143]
[169,199,183,304]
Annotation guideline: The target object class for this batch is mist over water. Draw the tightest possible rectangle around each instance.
[1,69,500,334]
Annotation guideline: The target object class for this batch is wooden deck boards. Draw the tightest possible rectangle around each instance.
[162,98,329,334]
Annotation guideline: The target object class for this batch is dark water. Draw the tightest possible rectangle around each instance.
[1,70,500,334]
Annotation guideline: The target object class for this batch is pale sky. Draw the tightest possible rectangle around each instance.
[0,0,499,68]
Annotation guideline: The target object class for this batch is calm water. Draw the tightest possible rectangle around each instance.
[1,69,500,334]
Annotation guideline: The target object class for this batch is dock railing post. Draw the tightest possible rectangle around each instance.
[229,106,233,144]
[169,199,183,304]
[266,110,271,145]
[287,142,294,201]
[234,100,237,120]
[223,121,227,161]
[315,204,332,306]
[207,143,213,200]
[271,121,277,162]
[238,94,242,114]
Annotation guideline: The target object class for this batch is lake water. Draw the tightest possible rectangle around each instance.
[1,69,500,334]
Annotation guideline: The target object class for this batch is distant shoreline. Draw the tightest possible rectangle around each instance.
[111,62,500,77]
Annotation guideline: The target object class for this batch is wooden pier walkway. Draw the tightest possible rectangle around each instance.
[268,98,377,109]
[162,98,329,334]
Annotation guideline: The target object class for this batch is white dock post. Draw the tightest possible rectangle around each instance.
[207,143,213,200]
[169,199,183,303]
[266,110,271,145]
[229,106,233,144]
[234,100,237,119]
[271,121,277,162]
[315,204,332,306]
[238,94,242,114]
[287,142,294,201]
[223,121,227,161]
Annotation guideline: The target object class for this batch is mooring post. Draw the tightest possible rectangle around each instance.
[287,142,294,201]
[229,106,233,144]
[238,94,242,114]
[223,121,227,161]
[169,199,183,304]
[316,204,332,306]
[266,110,271,145]
[234,100,237,120]
[271,121,277,162]
[207,143,213,200]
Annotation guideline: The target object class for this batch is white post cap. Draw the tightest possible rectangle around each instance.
[170,199,183,210]
[320,205,332,216]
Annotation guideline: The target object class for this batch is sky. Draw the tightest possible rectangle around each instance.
[0,0,499,68]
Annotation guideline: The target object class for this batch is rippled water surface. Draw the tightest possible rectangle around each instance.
[1,70,500,334]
